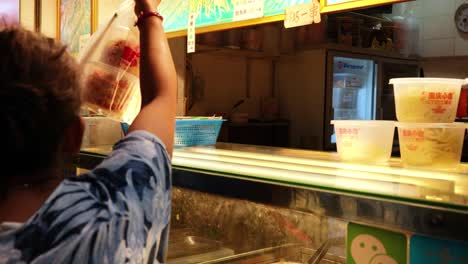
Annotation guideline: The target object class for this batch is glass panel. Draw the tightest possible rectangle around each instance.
[332,57,375,121]
[82,143,468,212]
[331,56,375,143]
[170,186,348,263]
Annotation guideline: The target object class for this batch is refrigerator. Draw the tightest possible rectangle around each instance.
[277,48,419,151]
[328,54,377,144]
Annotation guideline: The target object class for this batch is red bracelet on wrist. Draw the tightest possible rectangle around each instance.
[135,11,164,27]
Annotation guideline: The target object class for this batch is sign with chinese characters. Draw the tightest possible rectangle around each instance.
[159,0,311,36]
[187,0,197,53]
[284,0,321,29]
[233,0,265,22]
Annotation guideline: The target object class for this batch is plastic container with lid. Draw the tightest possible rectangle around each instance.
[332,120,395,163]
[83,61,140,122]
[390,78,465,122]
[396,122,466,169]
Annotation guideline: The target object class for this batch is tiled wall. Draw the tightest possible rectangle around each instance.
[396,0,468,57]
[421,57,468,79]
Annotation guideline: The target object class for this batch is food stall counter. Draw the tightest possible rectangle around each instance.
[81,142,468,214]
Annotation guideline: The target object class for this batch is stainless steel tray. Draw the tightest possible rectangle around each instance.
[198,244,345,264]
[167,232,235,264]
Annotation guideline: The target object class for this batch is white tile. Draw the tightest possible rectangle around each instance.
[454,33,468,56]
[393,1,422,17]
[422,0,455,17]
[422,15,456,39]
[391,2,406,16]
[422,38,455,57]
[408,0,424,18]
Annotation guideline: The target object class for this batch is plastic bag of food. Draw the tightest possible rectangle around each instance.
[78,0,141,123]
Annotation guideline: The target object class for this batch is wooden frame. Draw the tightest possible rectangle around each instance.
[34,0,40,32]
[57,0,97,53]
[320,0,410,14]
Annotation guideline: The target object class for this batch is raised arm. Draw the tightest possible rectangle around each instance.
[128,0,177,156]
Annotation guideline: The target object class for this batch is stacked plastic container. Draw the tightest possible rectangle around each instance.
[79,2,142,124]
[331,78,467,168]
[331,120,396,164]
[391,78,467,169]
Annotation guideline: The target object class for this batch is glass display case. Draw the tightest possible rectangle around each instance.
[79,143,468,263]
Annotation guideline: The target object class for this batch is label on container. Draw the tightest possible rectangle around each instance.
[284,0,321,29]
[336,128,360,136]
[347,222,407,264]
[410,234,468,264]
[400,129,425,151]
[336,128,360,148]
[233,0,265,22]
[420,91,455,114]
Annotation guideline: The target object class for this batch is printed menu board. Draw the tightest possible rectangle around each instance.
[160,0,408,34]
[160,0,310,34]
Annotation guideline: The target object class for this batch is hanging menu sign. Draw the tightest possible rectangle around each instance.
[233,0,265,22]
[159,0,312,35]
[187,0,197,53]
[284,0,321,29]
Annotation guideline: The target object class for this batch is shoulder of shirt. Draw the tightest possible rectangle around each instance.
[118,130,169,152]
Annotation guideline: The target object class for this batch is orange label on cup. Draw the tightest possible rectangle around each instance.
[401,129,425,142]
[406,144,418,151]
[420,91,454,114]
[337,128,360,135]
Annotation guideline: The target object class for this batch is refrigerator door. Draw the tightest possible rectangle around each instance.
[325,52,377,148]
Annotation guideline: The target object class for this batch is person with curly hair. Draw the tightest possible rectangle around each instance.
[0,0,177,262]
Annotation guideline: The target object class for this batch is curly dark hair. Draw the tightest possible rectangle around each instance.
[0,27,82,194]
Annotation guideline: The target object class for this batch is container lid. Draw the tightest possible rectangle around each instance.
[389,78,465,85]
[331,120,395,126]
[396,122,467,128]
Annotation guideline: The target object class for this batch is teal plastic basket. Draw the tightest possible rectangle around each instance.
[175,119,224,147]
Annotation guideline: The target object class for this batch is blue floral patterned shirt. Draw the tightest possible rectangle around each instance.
[0,131,172,264]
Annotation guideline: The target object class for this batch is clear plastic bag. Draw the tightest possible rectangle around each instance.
[78,0,141,123]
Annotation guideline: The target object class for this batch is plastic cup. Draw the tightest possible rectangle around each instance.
[331,120,396,163]
[396,122,466,169]
[390,78,465,122]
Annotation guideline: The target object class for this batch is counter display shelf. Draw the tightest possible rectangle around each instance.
[81,143,468,212]
[79,143,468,263]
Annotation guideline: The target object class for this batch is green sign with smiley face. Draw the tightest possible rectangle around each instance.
[347,222,407,264]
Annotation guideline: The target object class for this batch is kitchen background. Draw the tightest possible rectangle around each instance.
[18,0,468,151]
